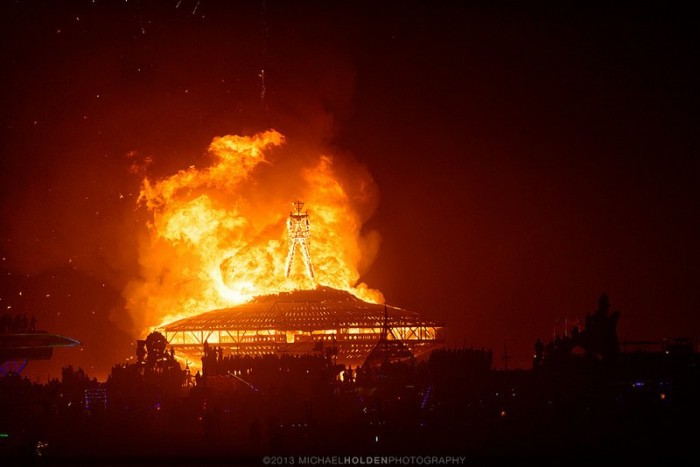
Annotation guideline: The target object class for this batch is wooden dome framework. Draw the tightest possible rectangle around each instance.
[162,287,445,366]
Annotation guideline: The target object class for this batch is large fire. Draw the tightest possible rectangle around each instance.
[124,129,383,333]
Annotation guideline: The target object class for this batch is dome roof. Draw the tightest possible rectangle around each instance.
[164,286,441,332]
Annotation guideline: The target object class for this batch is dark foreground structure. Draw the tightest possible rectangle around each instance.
[0,313,81,376]
[1,295,699,465]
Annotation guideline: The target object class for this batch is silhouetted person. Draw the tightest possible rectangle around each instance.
[249,418,262,452]
[571,325,580,339]
[203,404,222,439]
[534,338,545,368]
[267,415,282,453]
[584,293,621,362]
[136,340,146,363]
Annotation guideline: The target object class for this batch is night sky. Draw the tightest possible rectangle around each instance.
[1,1,698,380]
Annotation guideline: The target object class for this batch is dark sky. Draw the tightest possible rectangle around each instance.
[1,0,698,379]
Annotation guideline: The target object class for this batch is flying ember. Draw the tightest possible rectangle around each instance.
[124,129,383,335]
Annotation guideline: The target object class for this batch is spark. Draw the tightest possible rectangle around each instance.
[259,69,266,106]
[259,0,269,111]
[192,0,200,15]
[137,8,147,35]
[176,0,182,8]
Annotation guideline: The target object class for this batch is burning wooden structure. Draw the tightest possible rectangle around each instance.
[162,286,444,367]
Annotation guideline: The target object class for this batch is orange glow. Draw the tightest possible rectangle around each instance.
[124,129,383,334]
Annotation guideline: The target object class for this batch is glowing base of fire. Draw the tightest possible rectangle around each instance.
[158,286,445,368]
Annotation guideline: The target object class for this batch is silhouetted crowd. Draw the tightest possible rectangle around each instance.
[2,340,699,464]
[429,347,493,375]
[0,312,36,334]
[201,344,328,378]
[2,295,700,464]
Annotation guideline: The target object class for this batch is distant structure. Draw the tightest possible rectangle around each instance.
[285,200,314,281]
[533,293,621,370]
[132,331,182,375]
[363,304,415,368]
[107,331,186,411]
[0,315,81,376]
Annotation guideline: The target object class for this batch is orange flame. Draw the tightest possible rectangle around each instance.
[124,129,382,333]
